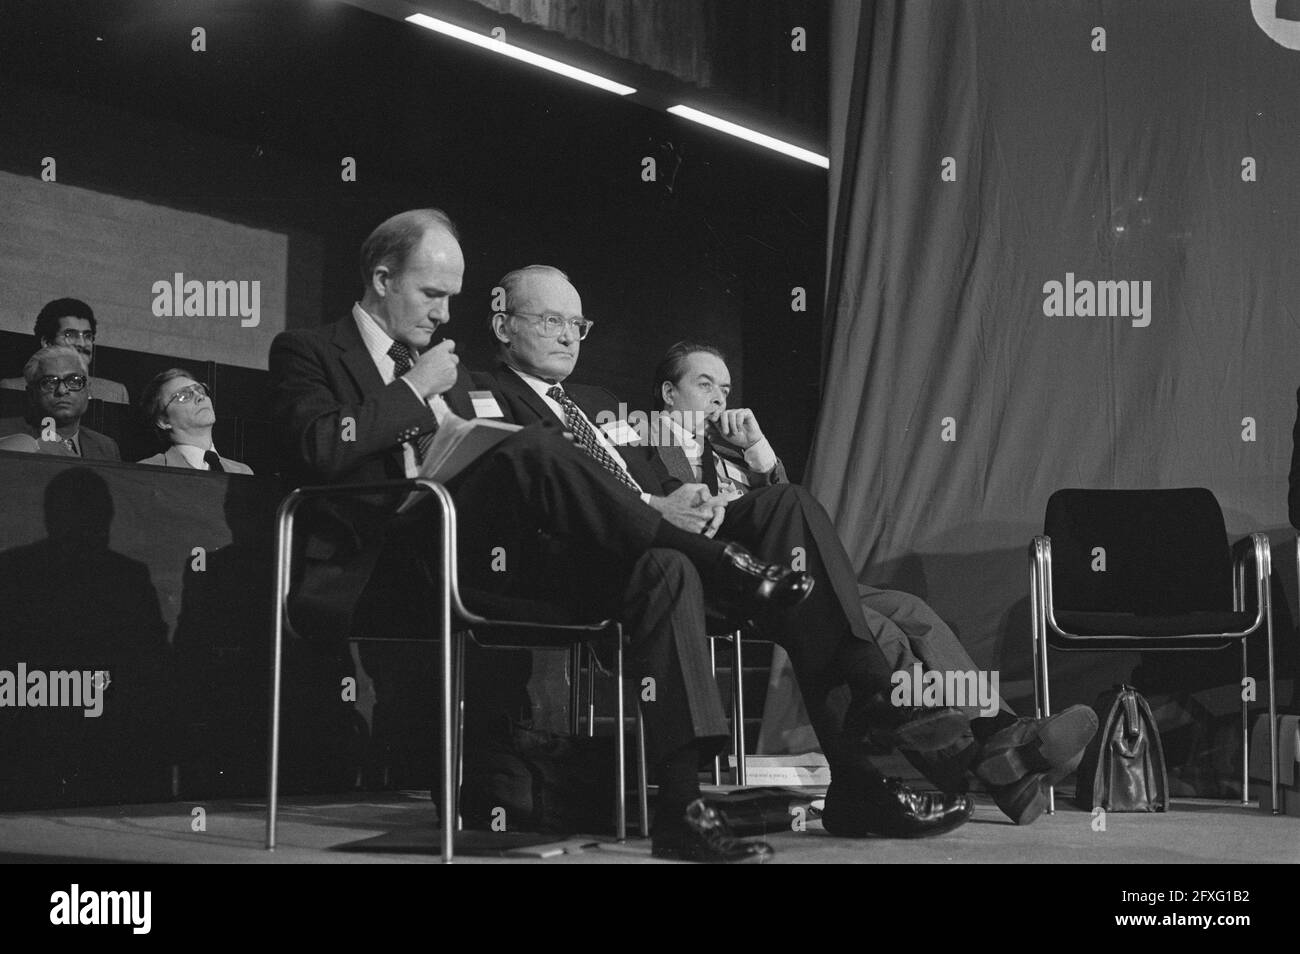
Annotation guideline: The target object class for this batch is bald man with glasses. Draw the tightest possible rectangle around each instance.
[0,345,121,459]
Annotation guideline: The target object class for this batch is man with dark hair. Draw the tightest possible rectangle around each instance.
[479,265,979,857]
[268,212,818,862]
[650,340,1098,825]
[0,345,120,459]
[1,298,130,404]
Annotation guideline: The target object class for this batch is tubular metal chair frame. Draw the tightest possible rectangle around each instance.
[266,479,641,862]
[1030,531,1279,815]
[709,631,749,786]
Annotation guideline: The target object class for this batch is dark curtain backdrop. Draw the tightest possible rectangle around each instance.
[764,0,1300,795]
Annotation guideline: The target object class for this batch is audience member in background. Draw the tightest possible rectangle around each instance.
[0,298,130,404]
[648,339,1097,826]
[0,345,121,459]
[136,368,252,473]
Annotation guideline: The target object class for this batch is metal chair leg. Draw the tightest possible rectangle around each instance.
[709,638,722,786]
[636,703,650,838]
[1262,553,1278,814]
[455,633,467,832]
[614,628,627,842]
[586,646,596,739]
[732,630,747,786]
[438,517,455,863]
[265,496,299,851]
[568,644,582,736]
[1241,639,1250,806]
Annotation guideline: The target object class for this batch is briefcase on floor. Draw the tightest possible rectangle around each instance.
[1075,685,1169,812]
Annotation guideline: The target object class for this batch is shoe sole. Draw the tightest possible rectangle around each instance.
[878,708,971,753]
[994,774,1047,825]
[974,706,1099,786]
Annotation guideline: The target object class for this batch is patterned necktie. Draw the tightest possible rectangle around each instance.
[203,450,225,472]
[546,385,640,494]
[387,342,436,462]
[62,437,79,457]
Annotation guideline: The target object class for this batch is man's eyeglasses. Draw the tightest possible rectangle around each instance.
[52,330,96,344]
[164,382,210,408]
[507,312,594,340]
[35,374,88,393]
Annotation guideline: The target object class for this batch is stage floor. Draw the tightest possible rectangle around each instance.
[0,790,1294,864]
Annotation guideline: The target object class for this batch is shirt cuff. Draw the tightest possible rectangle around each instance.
[744,438,777,474]
[401,378,449,425]
[639,492,652,505]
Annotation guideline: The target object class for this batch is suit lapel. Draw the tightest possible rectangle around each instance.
[493,362,563,425]
[442,366,477,419]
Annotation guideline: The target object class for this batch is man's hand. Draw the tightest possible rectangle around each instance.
[404,339,459,398]
[647,483,726,535]
[714,408,764,449]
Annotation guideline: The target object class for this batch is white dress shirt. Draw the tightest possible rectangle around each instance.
[507,366,652,502]
[173,442,220,470]
[353,303,454,479]
[655,412,776,502]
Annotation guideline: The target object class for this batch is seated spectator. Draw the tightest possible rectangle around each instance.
[1,298,131,404]
[0,345,121,459]
[136,368,252,473]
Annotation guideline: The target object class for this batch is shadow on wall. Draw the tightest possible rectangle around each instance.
[0,467,174,808]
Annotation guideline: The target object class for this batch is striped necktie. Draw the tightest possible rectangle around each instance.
[387,342,436,462]
[546,385,640,494]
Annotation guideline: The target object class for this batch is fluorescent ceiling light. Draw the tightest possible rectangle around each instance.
[406,13,636,96]
[667,105,829,168]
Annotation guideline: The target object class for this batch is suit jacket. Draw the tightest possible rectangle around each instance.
[476,361,678,496]
[0,416,120,461]
[650,411,788,491]
[137,445,254,474]
[268,316,494,643]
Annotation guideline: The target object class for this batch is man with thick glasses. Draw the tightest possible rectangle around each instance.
[135,368,253,473]
[0,298,130,404]
[0,345,120,459]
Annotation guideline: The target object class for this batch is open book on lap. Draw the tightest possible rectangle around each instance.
[397,414,521,513]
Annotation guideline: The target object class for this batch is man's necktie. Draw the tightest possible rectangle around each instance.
[203,450,225,472]
[546,385,640,494]
[387,342,436,462]
[62,437,79,457]
[699,438,720,495]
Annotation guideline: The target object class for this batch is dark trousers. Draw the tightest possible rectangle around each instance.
[623,483,900,765]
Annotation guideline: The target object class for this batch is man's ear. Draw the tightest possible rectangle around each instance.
[491,312,513,347]
[660,381,675,407]
[369,266,391,299]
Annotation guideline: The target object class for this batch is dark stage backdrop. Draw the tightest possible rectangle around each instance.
[764,0,1300,796]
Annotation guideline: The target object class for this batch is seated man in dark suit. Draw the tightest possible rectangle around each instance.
[0,345,120,460]
[649,339,1098,825]
[478,265,979,855]
[269,210,824,862]
[0,298,130,404]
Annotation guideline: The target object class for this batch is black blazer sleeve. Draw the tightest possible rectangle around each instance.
[269,330,435,483]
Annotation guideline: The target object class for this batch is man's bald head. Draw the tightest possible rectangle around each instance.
[358,209,465,350]
[491,265,586,383]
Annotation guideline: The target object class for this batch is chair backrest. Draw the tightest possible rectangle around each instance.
[1044,488,1234,614]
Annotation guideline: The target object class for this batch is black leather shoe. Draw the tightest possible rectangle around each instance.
[652,799,774,863]
[846,696,971,753]
[821,778,974,838]
[991,772,1047,825]
[972,705,1098,787]
[714,542,814,615]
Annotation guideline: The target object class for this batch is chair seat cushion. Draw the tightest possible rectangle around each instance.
[1053,609,1256,640]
